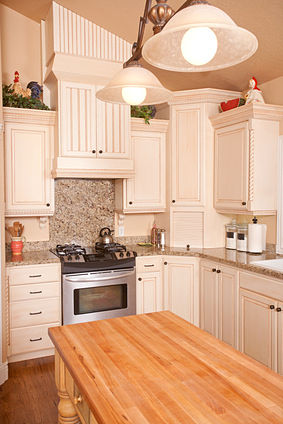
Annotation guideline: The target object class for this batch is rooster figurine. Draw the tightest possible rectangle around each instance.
[12,71,31,98]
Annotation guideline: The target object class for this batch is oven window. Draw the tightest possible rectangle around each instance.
[74,284,127,315]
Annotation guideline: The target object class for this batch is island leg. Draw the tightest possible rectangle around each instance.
[55,350,80,424]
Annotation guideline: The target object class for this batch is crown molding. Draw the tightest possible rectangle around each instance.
[169,88,242,105]
[3,107,56,125]
[52,168,135,179]
[131,118,169,133]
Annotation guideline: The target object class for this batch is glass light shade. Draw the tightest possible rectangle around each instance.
[181,27,218,65]
[96,65,171,105]
[143,3,258,72]
[122,86,147,105]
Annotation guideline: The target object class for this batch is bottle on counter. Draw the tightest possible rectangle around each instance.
[225,219,237,250]
[151,223,157,246]
[237,224,248,252]
[160,229,166,250]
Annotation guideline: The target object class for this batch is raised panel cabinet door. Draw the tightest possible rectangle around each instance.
[171,104,204,206]
[136,272,163,314]
[218,265,239,349]
[239,289,276,369]
[199,261,218,337]
[96,86,130,159]
[277,302,283,375]
[164,257,199,324]
[5,122,53,216]
[60,81,96,157]
[214,121,249,210]
[125,130,165,211]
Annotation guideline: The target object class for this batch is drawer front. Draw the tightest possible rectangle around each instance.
[74,384,90,424]
[136,256,162,273]
[8,264,60,285]
[239,271,283,302]
[10,282,60,302]
[10,322,59,355]
[11,297,61,328]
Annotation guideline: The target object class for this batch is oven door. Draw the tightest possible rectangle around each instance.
[62,268,136,325]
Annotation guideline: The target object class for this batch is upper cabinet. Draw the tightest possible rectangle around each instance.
[211,103,283,215]
[4,108,56,217]
[115,118,168,213]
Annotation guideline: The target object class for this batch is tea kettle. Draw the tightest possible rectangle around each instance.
[98,227,114,244]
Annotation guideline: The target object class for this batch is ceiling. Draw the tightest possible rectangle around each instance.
[1,0,283,92]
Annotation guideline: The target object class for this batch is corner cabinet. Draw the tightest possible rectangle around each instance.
[115,118,168,213]
[211,103,283,215]
[4,107,56,216]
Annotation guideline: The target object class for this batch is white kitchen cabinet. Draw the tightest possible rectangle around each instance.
[136,256,163,314]
[239,271,283,374]
[7,263,61,363]
[163,256,199,325]
[4,107,56,217]
[200,260,239,348]
[115,118,167,213]
[211,103,283,215]
[52,81,134,178]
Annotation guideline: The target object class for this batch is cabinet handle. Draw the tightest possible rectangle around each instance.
[74,395,82,405]
[276,307,282,312]
[29,275,42,278]
[216,269,221,273]
[269,305,275,310]
[29,311,42,315]
[138,277,142,281]
[99,150,103,154]
[30,337,42,342]
[29,291,42,294]
[46,203,50,207]
[172,200,176,203]
[129,201,133,205]
[241,201,246,206]
[92,149,96,154]
[212,268,216,272]
[144,264,154,267]
[164,261,168,265]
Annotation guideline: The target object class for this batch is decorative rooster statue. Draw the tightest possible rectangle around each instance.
[12,71,31,98]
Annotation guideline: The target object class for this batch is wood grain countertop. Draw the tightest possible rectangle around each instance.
[48,311,283,424]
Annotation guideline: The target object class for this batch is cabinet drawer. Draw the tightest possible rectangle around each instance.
[8,264,60,285]
[10,282,60,302]
[136,256,162,273]
[10,322,59,355]
[10,297,60,328]
[239,271,283,302]
[74,384,90,424]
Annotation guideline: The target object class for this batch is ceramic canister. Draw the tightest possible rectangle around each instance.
[11,236,25,255]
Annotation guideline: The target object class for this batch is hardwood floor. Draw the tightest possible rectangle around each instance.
[0,356,59,424]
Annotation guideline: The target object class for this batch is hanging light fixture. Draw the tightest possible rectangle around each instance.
[96,0,258,105]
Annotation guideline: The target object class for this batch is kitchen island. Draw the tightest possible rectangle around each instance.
[48,311,283,424]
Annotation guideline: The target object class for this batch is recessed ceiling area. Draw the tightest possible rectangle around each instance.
[0,0,283,92]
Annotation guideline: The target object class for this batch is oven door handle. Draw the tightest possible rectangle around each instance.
[64,271,135,283]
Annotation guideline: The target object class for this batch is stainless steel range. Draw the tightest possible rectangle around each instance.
[51,243,137,325]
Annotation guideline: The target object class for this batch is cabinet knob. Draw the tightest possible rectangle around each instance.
[212,268,216,272]
[164,261,168,265]
[138,277,142,281]
[92,149,96,154]
[172,200,176,203]
[74,395,82,405]
[242,201,246,206]
[276,307,282,312]
[269,305,275,309]
[46,203,50,207]
[129,201,133,205]
[99,150,103,154]
[216,269,221,273]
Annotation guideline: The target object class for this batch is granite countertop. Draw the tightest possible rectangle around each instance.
[5,245,283,280]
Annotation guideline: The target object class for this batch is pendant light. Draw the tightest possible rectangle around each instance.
[142,1,258,72]
[96,62,171,106]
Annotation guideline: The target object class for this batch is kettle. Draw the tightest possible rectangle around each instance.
[98,227,114,244]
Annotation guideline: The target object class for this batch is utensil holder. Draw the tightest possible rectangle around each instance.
[11,236,25,255]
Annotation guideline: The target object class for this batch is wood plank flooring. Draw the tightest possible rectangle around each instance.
[0,355,59,424]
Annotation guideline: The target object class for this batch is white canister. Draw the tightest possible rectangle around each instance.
[237,224,248,252]
[225,221,237,250]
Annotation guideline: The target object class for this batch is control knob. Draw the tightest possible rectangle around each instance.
[67,255,73,261]
[75,254,80,261]
[126,251,131,257]
[119,252,124,258]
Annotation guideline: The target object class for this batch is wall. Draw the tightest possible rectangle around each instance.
[261,76,283,134]
[0,4,41,86]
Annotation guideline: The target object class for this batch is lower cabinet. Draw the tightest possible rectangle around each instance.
[200,260,239,349]
[7,263,61,362]
[136,256,163,314]
[163,256,199,325]
[239,271,283,375]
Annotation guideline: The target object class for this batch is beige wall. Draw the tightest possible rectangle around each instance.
[0,4,41,86]
[261,76,283,134]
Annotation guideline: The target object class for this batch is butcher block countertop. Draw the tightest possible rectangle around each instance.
[48,311,283,424]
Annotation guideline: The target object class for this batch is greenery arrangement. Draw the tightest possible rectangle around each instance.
[2,84,50,110]
[131,105,156,124]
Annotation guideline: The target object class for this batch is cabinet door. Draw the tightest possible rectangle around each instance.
[164,257,199,324]
[125,130,165,212]
[218,265,239,349]
[200,261,218,337]
[277,302,283,375]
[171,104,204,207]
[136,272,163,314]
[240,289,276,369]
[214,121,249,211]
[5,122,53,216]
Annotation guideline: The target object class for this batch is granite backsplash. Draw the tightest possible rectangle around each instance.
[12,179,148,252]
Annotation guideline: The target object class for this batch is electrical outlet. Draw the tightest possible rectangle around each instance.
[118,226,124,237]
